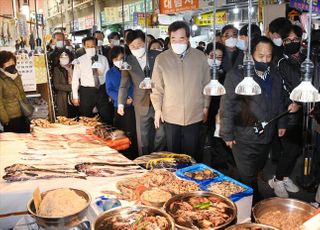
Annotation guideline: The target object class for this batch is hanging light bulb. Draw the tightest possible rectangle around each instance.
[139,0,154,90]
[203,0,226,96]
[290,59,320,102]
[289,0,320,103]
[119,0,132,71]
[234,0,261,96]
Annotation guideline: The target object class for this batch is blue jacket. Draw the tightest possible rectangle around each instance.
[105,66,133,108]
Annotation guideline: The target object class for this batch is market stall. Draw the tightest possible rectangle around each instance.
[0,120,253,229]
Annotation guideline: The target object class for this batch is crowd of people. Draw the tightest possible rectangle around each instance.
[1,17,320,204]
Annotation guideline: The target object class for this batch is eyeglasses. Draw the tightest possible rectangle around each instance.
[222,33,237,39]
[283,38,301,45]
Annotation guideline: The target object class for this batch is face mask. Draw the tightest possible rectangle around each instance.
[97,40,104,47]
[283,42,301,55]
[254,60,270,72]
[225,37,238,48]
[131,47,145,58]
[272,38,283,47]
[111,39,120,46]
[236,39,247,51]
[113,60,123,69]
[66,46,73,51]
[56,40,64,48]
[85,48,96,57]
[60,57,70,66]
[171,43,188,55]
[5,65,18,74]
[50,44,55,50]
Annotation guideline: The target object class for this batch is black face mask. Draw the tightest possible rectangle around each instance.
[5,65,18,74]
[254,61,270,72]
[284,42,301,55]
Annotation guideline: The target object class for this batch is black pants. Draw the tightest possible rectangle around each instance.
[165,121,201,159]
[114,106,138,160]
[79,85,114,125]
[232,141,270,203]
[4,116,30,133]
[275,125,302,180]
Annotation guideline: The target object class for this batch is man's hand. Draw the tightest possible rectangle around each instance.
[154,110,164,129]
[203,108,209,123]
[288,102,301,113]
[225,140,236,149]
[117,104,124,116]
[72,99,80,106]
[278,128,286,137]
[126,97,133,105]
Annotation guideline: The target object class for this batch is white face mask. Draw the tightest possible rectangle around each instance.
[171,43,188,55]
[56,40,64,48]
[50,44,55,50]
[113,60,123,69]
[207,58,221,67]
[66,46,73,51]
[112,39,120,46]
[272,38,283,47]
[60,57,70,66]
[131,47,145,58]
[85,48,96,57]
[236,39,247,51]
[97,40,104,47]
[225,37,238,48]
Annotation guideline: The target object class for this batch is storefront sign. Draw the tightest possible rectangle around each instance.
[226,0,248,3]
[104,0,152,25]
[16,53,37,92]
[290,0,320,13]
[133,12,152,27]
[33,55,48,84]
[160,0,199,14]
[85,15,94,29]
[194,11,227,26]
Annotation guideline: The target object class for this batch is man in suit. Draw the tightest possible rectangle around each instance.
[117,30,166,155]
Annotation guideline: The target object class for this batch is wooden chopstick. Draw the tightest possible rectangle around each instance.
[0,211,29,218]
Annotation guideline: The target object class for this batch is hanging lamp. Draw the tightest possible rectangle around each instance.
[138,0,154,89]
[120,0,132,71]
[289,0,320,102]
[234,0,261,95]
[203,0,226,96]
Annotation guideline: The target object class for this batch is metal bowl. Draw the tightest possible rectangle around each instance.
[252,197,317,229]
[140,188,173,208]
[94,205,175,230]
[164,191,237,230]
[27,188,91,229]
[226,223,280,230]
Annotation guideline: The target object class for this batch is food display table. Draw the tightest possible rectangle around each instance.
[0,126,252,229]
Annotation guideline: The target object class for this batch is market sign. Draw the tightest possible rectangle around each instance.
[194,11,227,26]
[133,12,152,27]
[160,0,199,14]
[104,0,152,25]
[290,0,320,13]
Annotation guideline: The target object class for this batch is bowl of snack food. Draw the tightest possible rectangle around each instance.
[140,188,172,208]
[27,188,91,229]
[226,223,280,230]
[93,205,175,230]
[164,191,237,230]
[252,197,317,230]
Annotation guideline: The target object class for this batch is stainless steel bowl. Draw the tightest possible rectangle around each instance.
[164,191,237,230]
[226,223,280,230]
[27,188,91,229]
[94,205,175,230]
[252,197,317,229]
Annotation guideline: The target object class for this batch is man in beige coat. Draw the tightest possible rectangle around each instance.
[151,21,211,159]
